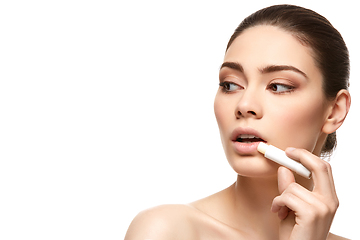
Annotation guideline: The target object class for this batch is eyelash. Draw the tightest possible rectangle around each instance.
[219,81,296,94]
[267,82,296,94]
[219,81,242,93]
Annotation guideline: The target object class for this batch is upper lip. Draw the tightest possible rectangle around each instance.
[231,127,266,142]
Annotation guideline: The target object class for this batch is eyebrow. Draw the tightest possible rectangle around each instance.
[220,61,308,79]
[220,62,243,73]
[260,65,308,78]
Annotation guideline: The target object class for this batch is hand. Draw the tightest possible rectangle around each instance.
[271,148,339,240]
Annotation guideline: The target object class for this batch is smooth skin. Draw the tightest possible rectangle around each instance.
[125,25,350,240]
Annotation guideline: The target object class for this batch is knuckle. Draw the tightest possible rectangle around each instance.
[318,201,338,218]
[327,162,333,172]
[282,192,295,202]
[287,182,298,192]
[315,160,331,173]
[329,199,339,213]
[319,204,329,217]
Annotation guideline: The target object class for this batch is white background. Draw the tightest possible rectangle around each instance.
[1,0,359,239]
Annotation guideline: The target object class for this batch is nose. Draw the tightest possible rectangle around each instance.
[235,88,263,119]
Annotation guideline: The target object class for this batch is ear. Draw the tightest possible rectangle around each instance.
[322,89,351,134]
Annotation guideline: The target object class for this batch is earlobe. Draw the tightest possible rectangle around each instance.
[322,90,351,134]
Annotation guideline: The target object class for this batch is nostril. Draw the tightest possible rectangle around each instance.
[235,110,258,118]
[249,111,256,115]
[236,111,242,118]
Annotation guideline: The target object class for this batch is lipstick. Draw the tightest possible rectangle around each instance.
[257,142,311,179]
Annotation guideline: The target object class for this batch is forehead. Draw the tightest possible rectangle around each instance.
[224,25,321,79]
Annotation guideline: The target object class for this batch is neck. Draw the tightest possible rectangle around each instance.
[231,175,280,238]
[226,174,312,239]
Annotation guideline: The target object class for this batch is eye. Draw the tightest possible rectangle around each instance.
[219,81,242,93]
[268,83,295,93]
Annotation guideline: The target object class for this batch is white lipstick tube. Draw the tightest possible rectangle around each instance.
[257,142,311,179]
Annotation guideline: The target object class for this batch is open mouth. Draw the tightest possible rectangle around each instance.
[235,134,266,143]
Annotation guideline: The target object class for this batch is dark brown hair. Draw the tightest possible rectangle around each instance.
[226,4,350,156]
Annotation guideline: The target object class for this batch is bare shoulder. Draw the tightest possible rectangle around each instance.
[124,202,242,240]
[124,204,196,240]
[328,233,350,240]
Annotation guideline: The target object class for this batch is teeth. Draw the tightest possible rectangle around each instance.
[236,134,264,143]
[238,134,258,139]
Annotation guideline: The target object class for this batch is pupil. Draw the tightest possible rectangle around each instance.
[225,83,230,90]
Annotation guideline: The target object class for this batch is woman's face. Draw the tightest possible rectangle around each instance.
[214,25,331,178]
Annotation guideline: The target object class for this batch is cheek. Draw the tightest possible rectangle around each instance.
[270,99,325,151]
[214,93,233,140]
[214,95,226,129]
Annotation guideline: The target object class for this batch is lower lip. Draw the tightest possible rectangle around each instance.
[232,141,263,155]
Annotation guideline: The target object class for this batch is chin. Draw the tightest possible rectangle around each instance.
[227,155,279,178]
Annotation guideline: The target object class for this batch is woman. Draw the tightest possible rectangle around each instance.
[125,5,351,240]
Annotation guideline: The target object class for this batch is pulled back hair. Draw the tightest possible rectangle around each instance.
[226,4,350,156]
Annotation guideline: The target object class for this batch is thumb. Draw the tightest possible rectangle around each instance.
[278,166,295,194]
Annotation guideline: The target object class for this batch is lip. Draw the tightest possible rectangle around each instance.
[231,127,267,155]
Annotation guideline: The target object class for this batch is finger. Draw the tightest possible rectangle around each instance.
[271,192,310,217]
[278,166,295,194]
[277,206,291,220]
[285,148,336,197]
[280,181,326,211]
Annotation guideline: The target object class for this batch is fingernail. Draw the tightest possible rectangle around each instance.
[286,147,296,152]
